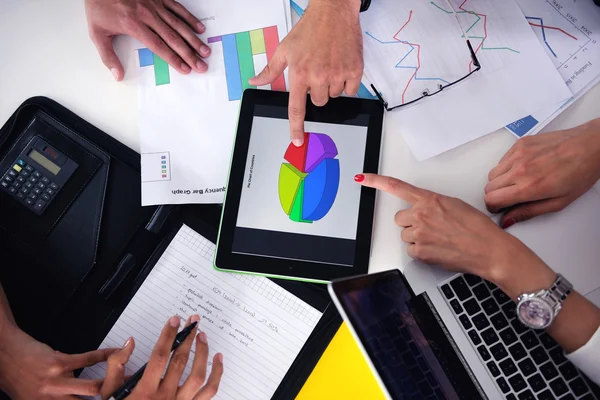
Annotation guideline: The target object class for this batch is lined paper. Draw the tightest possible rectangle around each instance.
[82,224,322,399]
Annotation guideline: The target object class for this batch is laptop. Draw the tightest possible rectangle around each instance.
[328,190,600,400]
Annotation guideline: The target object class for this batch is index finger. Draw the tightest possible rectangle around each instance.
[288,79,308,146]
[358,173,427,204]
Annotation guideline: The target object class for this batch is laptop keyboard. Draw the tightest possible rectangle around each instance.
[440,274,598,400]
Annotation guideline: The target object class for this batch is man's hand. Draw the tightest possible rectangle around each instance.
[85,0,211,81]
[356,173,557,298]
[485,118,600,228]
[249,0,364,146]
[0,324,118,399]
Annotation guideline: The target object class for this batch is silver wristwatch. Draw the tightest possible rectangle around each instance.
[516,274,573,330]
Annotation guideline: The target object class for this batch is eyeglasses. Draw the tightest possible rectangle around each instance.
[371,2,482,111]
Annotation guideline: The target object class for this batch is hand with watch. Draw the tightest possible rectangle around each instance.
[355,173,600,355]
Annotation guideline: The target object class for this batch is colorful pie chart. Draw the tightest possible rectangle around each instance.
[278,132,340,223]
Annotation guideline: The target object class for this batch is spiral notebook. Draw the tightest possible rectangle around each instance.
[82,224,323,399]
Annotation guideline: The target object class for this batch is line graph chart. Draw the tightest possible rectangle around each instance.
[525,16,578,59]
[362,0,521,106]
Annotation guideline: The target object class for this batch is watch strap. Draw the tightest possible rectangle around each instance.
[546,274,573,308]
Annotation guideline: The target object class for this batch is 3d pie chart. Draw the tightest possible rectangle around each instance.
[278,132,340,223]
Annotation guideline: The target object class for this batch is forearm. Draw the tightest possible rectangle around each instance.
[309,0,362,18]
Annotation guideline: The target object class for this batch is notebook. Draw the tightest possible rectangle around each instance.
[82,224,323,399]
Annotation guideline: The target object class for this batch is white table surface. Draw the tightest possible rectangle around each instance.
[2,0,600,273]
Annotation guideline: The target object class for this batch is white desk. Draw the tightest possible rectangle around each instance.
[2,0,600,272]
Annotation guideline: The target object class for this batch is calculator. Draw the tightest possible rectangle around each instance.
[1,137,78,215]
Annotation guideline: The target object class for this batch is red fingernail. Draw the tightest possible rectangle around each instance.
[354,174,365,182]
[502,218,516,229]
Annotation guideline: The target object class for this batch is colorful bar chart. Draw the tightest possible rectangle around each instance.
[208,26,286,101]
[137,48,170,86]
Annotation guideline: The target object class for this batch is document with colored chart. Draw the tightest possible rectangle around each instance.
[137,0,288,205]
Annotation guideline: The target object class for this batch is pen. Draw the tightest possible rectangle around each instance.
[109,321,198,400]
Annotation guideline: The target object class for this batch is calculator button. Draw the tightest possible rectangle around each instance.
[21,170,30,178]
[4,176,13,183]
[1,181,9,189]
[24,165,34,172]
[28,193,38,200]
[13,181,21,189]
[8,170,17,177]
[25,198,34,206]
[28,176,38,184]
[12,164,22,173]
[45,188,55,196]
[24,182,34,189]
[17,176,26,183]
[16,192,25,200]
[41,193,51,201]
[33,171,42,179]
[41,176,50,184]
[49,182,59,190]
[34,200,46,212]
[20,187,30,194]
[17,159,26,167]
[36,182,46,190]
[33,187,42,195]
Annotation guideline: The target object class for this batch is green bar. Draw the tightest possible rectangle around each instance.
[153,53,170,86]
[249,29,266,54]
[235,31,255,90]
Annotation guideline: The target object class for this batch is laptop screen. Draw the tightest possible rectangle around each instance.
[336,270,484,399]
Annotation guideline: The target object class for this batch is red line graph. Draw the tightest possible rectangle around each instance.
[527,22,578,40]
[391,11,421,103]
[459,0,487,72]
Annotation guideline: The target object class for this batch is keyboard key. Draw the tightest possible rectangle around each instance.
[21,170,29,178]
[45,188,55,196]
[484,279,497,290]
[499,358,518,376]
[536,389,553,400]
[16,192,24,200]
[28,176,38,184]
[490,343,508,361]
[496,377,510,394]
[521,332,540,350]
[581,394,595,400]
[25,165,33,172]
[13,181,21,188]
[486,360,500,377]
[502,302,516,320]
[549,378,568,397]
[1,181,8,189]
[508,374,527,392]
[499,327,518,346]
[4,175,14,183]
[481,298,500,315]
[517,358,536,377]
[24,181,33,189]
[450,276,472,300]
[558,362,579,381]
[441,284,454,299]
[560,395,575,400]
[568,377,588,397]
[16,176,26,183]
[41,176,50,184]
[459,314,472,329]
[33,171,42,178]
[539,333,558,350]
[449,299,463,314]
[477,345,491,361]
[20,186,30,194]
[518,389,535,400]
[549,347,566,365]
[472,313,490,330]
[33,187,42,195]
[540,361,559,380]
[527,373,546,393]
[508,342,527,361]
[490,313,509,330]
[463,298,481,316]
[8,169,17,177]
[468,330,482,346]
[25,198,34,206]
[506,394,516,400]
[480,327,499,345]
[36,182,46,190]
[511,318,528,335]
[42,193,51,201]
[49,182,59,190]
[472,283,491,301]
[28,193,38,201]
[493,289,511,305]
[8,187,17,194]
[463,274,481,286]
[34,200,46,212]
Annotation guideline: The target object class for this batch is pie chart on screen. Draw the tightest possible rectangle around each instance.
[278,132,340,223]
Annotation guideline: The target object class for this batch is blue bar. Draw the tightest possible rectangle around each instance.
[138,48,154,67]
[222,34,243,101]
[506,115,539,138]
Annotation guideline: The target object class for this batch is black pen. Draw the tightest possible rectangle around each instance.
[109,321,198,400]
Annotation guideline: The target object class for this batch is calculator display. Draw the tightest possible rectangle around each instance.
[28,150,61,175]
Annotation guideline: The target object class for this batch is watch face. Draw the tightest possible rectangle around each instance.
[517,297,553,329]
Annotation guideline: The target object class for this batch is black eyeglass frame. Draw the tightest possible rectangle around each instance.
[371,40,482,111]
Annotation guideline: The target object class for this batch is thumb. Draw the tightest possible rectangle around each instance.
[500,197,567,229]
[100,337,135,399]
[249,51,287,86]
[90,30,124,81]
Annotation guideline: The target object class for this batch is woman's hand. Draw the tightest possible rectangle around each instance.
[0,324,118,399]
[356,173,557,299]
[100,315,223,400]
[85,0,211,80]
[485,118,600,228]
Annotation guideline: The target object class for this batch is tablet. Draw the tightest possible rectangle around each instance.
[215,89,383,283]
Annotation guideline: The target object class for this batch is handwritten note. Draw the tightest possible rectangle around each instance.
[82,225,322,399]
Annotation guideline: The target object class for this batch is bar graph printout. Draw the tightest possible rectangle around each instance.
[138,0,288,205]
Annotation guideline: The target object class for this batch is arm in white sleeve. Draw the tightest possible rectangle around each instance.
[566,325,600,385]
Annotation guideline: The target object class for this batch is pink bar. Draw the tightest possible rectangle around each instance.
[263,26,286,91]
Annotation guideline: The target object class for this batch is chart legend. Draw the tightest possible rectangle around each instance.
[208,26,286,101]
[138,48,170,86]
[278,133,340,223]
